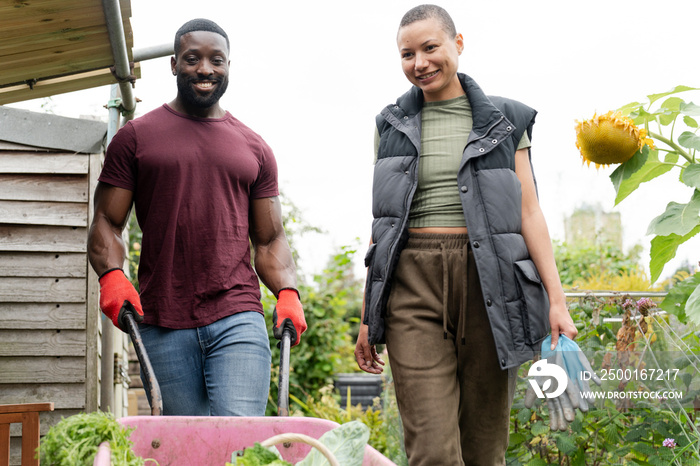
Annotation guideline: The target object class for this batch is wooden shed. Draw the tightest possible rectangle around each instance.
[0,105,132,464]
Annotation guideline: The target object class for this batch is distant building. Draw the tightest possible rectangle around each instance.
[564,205,623,248]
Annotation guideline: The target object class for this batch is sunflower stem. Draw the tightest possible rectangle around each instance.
[649,131,693,163]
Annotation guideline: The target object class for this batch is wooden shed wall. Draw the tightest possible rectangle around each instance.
[0,140,101,464]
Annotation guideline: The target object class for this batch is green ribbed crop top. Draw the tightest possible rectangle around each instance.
[374,94,530,228]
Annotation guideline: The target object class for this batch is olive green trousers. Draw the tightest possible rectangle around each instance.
[385,233,516,466]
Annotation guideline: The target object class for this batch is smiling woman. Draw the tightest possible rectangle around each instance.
[397,16,464,102]
[355,4,577,465]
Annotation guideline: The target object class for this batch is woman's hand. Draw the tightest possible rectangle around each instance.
[354,325,385,374]
[548,301,578,350]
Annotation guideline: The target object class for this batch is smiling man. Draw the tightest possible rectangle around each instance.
[87,19,307,416]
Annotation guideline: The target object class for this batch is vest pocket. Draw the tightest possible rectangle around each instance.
[364,243,376,267]
[362,244,377,326]
[514,259,550,346]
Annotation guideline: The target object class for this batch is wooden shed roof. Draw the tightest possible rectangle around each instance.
[0,0,137,105]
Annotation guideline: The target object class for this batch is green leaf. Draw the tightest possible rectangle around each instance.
[629,460,654,466]
[679,131,700,151]
[685,283,700,326]
[681,165,700,189]
[660,97,684,112]
[680,101,700,116]
[660,273,700,323]
[658,97,683,126]
[618,101,644,115]
[608,146,640,202]
[646,190,700,236]
[525,459,549,466]
[571,447,587,466]
[647,86,699,105]
[625,426,645,442]
[632,441,657,457]
[603,421,621,444]
[517,408,532,425]
[630,107,655,126]
[664,151,679,164]
[649,225,700,283]
[510,432,527,445]
[531,421,549,436]
[683,115,699,128]
[570,417,583,433]
[556,433,578,455]
[610,148,673,205]
[680,372,694,389]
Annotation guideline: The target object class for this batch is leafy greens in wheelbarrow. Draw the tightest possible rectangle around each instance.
[227,421,370,466]
[38,411,145,465]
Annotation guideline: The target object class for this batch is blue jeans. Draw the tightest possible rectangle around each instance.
[138,311,272,416]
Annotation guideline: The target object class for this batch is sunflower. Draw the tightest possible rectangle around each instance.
[575,111,654,168]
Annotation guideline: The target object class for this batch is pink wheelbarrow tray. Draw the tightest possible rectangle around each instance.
[94,415,395,465]
[94,306,396,465]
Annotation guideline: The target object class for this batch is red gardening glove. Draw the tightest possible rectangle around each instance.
[98,268,143,331]
[273,288,307,346]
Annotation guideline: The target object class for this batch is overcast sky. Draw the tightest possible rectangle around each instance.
[10,0,700,282]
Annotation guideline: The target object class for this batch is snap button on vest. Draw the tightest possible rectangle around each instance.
[486,299,492,306]
[473,241,480,248]
[478,148,485,153]
[460,185,468,193]
[492,139,498,144]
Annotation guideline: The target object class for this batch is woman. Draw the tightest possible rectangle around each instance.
[354,5,577,465]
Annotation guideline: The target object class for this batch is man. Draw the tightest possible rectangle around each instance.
[87,18,306,416]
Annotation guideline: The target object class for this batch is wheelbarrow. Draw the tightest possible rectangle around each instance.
[94,304,396,465]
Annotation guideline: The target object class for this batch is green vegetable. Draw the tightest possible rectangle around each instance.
[226,443,291,466]
[38,411,144,465]
[297,421,369,466]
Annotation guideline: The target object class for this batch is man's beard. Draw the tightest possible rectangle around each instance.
[176,74,229,109]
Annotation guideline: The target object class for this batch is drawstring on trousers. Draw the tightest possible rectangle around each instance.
[461,243,468,345]
[441,242,448,340]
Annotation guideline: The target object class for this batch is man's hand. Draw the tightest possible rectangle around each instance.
[98,268,143,331]
[273,288,307,346]
[354,325,385,374]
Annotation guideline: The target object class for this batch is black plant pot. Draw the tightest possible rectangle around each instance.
[334,373,384,410]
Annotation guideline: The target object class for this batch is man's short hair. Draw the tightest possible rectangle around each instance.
[174,18,230,55]
[399,4,457,38]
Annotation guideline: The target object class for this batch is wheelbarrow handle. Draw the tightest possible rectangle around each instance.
[277,328,291,416]
[121,302,163,416]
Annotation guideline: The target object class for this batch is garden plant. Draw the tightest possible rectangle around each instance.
[501,87,700,465]
[575,85,700,325]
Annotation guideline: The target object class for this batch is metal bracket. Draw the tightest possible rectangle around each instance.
[106,97,122,109]
[114,353,131,386]
[105,97,132,118]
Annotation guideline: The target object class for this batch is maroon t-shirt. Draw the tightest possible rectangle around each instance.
[99,104,279,328]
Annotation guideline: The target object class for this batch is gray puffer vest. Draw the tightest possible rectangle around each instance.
[364,73,550,369]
